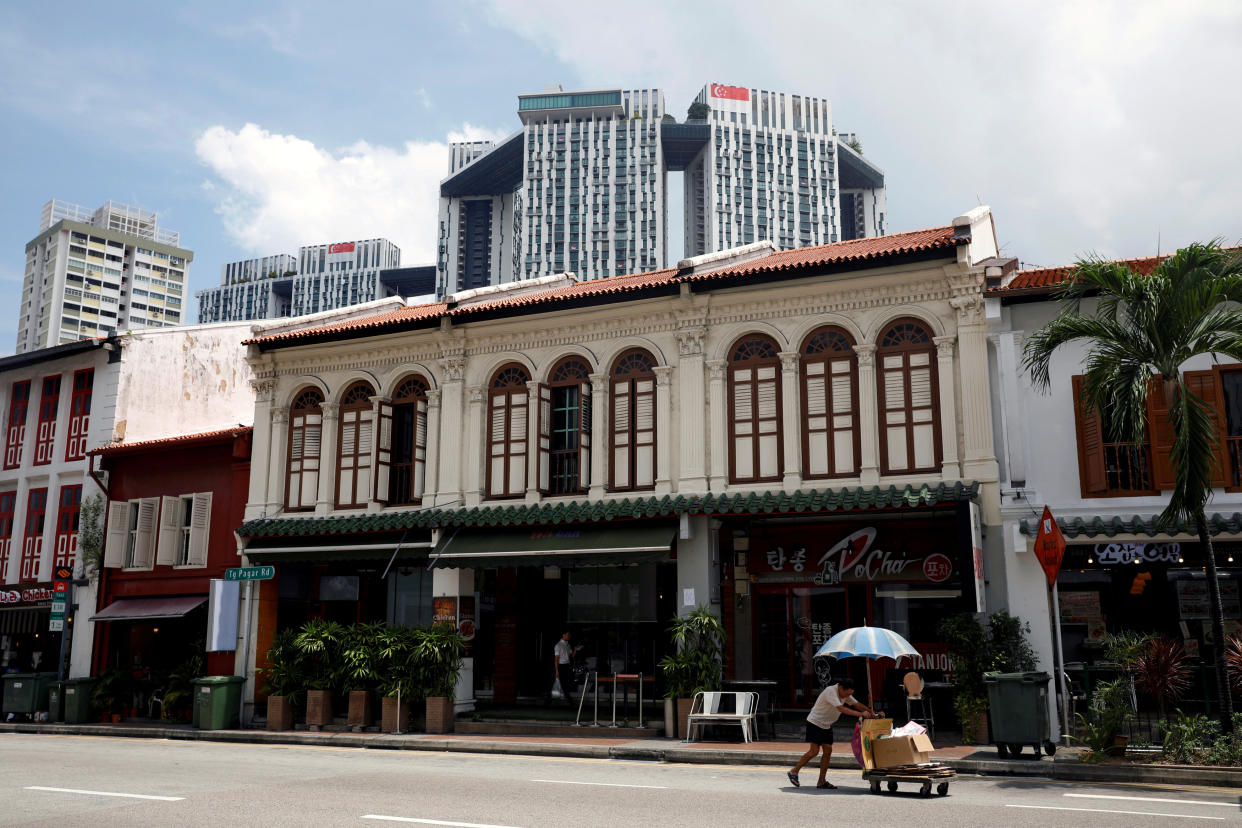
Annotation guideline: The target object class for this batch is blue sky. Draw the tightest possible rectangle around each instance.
[2,1,1240,354]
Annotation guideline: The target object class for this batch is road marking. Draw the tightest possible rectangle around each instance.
[1006,804,1223,821]
[361,817,520,828]
[25,786,184,801]
[1066,793,1237,808]
[531,778,667,789]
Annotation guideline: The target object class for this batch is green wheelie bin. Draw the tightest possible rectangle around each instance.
[193,676,245,730]
[47,681,64,722]
[2,672,58,716]
[984,671,1057,759]
[61,677,96,724]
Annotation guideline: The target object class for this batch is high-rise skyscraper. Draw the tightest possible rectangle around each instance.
[436,82,886,296]
[18,200,193,353]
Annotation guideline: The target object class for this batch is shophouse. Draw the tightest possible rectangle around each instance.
[86,427,252,719]
[237,207,1004,720]
[987,253,1242,735]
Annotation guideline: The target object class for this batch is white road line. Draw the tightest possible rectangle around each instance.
[25,786,184,801]
[1006,804,1224,821]
[361,817,520,828]
[530,778,668,790]
[1066,793,1238,808]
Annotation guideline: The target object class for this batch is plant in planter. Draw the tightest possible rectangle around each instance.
[341,622,386,728]
[376,626,420,733]
[414,622,465,734]
[939,611,1039,744]
[1076,676,1133,759]
[159,644,204,723]
[1134,636,1191,720]
[657,605,724,738]
[295,619,348,728]
[91,667,127,722]
[260,628,306,731]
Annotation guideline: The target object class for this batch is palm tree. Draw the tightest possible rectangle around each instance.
[1023,241,1242,732]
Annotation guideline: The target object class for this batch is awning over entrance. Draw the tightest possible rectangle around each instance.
[429,523,676,569]
[90,596,207,622]
[243,537,433,565]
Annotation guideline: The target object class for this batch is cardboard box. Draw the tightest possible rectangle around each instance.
[871,733,935,769]
[858,718,893,770]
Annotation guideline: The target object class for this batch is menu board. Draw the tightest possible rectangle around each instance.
[1175,579,1241,621]
[1059,591,1101,623]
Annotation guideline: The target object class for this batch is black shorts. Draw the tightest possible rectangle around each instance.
[805,721,837,745]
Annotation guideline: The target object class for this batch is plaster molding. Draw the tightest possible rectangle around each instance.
[934,336,957,358]
[676,326,707,356]
[468,386,485,404]
[854,344,876,368]
[652,365,673,387]
[707,359,726,381]
[778,351,800,372]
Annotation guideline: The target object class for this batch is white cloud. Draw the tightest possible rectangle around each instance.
[195,123,502,262]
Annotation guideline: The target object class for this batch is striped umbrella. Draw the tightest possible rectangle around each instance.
[815,625,920,703]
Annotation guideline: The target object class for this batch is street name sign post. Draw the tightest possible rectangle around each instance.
[224,566,275,582]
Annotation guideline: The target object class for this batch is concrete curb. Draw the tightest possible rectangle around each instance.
[4,724,1240,788]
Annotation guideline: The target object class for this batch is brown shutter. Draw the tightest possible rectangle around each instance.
[1072,375,1108,494]
[374,400,392,504]
[610,377,631,490]
[1147,376,1177,490]
[538,384,551,494]
[1185,370,1229,487]
[579,381,591,490]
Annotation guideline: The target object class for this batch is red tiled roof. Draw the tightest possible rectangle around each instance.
[991,254,1168,296]
[89,425,253,457]
[247,225,966,348]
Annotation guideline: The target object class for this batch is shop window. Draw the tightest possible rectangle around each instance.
[609,349,656,491]
[541,357,592,496]
[1072,375,1157,496]
[487,364,531,499]
[54,484,82,572]
[801,326,859,478]
[0,491,14,581]
[33,375,61,466]
[156,492,211,567]
[286,387,324,510]
[65,368,93,461]
[4,381,30,469]
[21,488,48,580]
[877,319,940,474]
[380,375,429,506]
[336,381,377,509]
[728,334,783,484]
[103,497,159,569]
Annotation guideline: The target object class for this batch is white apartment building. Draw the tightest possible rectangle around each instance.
[195,254,298,323]
[17,200,193,353]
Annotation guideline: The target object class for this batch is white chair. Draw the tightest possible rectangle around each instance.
[685,691,759,743]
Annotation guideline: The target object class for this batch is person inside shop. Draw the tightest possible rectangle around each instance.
[550,629,582,705]
[787,677,876,790]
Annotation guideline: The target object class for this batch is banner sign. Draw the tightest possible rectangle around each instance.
[433,596,457,625]
[1032,506,1067,587]
[0,585,54,605]
[1092,541,1180,565]
[710,83,749,101]
[749,519,960,585]
[328,242,356,254]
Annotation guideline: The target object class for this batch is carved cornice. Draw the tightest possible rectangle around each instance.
[652,365,673,387]
[707,359,726,381]
[440,355,466,382]
[676,326,707,357]
[250,378,277,403]
[854,344,876,368]
[779,351,800,372]
[270,409,289,425]
[468,386,485,404]
[427,388,442,407]
[320,402,340,419]
[934,336,957,359]
[948,293,985,324]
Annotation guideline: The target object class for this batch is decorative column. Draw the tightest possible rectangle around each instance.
[934,336,962,480]
[676,327,708,491]
[950,275,1001,523]
[525,380,542,503]
[424,389,442,504]
[854,344,880,485]
[779,351,802,490]
[588,373,608,499]
[368,395,390,510]
[989,331,1027,487]
[463,386,484,506]
[653,365,674,494]
[707,359,727,492]
[315,402,340,514]
[245,378,278,515]
[266,408,289,512]
[437,355,466,506]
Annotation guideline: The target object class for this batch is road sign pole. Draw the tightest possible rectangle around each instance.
[1051,583,1071,744]
[55,580,72,682]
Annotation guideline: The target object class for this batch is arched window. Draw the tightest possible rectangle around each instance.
[610,349,657,491]
[802,327,859,478]
[336,381,376,508]
[381,375,429,506]
[541,357,593,496]
[487,364,531,498]
[286,387,324,510]
[877,318,941,474]
[728,334,783,484]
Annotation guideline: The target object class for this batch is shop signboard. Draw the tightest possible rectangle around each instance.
[433,596,458,625]
[1032,506,1067,587]
[748,519,961,585]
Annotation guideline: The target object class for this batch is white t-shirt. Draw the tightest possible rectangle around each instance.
[554,639,572,664]
[806,684,858,728]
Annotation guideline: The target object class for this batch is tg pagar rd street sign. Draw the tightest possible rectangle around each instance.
[224,566,275,582]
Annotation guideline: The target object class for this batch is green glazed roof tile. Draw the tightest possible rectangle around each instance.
[1018,512,1242,539]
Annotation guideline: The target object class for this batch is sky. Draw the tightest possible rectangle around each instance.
[1,0,1239,354]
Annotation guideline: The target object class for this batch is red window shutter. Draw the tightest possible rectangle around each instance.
[1185,370,1229,487]
[1147,377,1177,490]
[1072,376,1108,495]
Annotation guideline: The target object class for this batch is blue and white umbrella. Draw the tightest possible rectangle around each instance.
[815,624,920,702]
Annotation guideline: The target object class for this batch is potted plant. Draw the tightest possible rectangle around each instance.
[91,667,126,723]
[657,606,724,738]
[414,622,465,734]
[159,644,204,723]
[938,613,991,744]
[342,622,385,729]
[376,626,419,733]
[1076,677,1134,758]
[260,629,305,731]
[295,619,347,729]
[1134,636,1190,721]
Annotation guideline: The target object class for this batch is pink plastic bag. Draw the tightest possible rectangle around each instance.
[850,720,864,766]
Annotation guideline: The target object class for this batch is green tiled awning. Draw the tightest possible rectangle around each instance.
[237,482,979,539]
[429,523,676,569]
[244,535,433,564]
[1018,513,1242,539]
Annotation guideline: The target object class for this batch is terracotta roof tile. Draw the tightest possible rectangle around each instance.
[448,267,679,317]
[89,425,253,457]
[245,303,448,346]
[991,253,1169,296]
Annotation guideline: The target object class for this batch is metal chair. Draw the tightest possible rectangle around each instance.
[903,671,934,739]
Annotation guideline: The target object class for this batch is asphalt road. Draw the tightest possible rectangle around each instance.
[2,734,1239,827]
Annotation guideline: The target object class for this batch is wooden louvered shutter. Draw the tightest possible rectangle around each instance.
[611,378,631,489]
[1147,377,1177,490]
[538,384,552,494]
[579,381,591,489]
[156,496,180,566]
[509,390,528,495]
[1185,370,1229,487]
[731,366,754,481]
[634,377,655,488]
[488,396,506,497]
[103,501,130,569]
[375,401,393,504]
[301,413,322,508]
[413,397,428,499]
[756,364,781,479]
[187,492,212,567]
[132,498,159,569]
[1072,376,1108,494]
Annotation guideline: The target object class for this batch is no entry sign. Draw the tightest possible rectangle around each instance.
[1032,505,1067,587]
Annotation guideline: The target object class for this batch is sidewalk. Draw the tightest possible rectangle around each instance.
[3,721,1240,789]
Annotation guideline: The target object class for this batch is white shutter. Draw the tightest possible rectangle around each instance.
[537,384,551,493]
[489,401,506,497]
[579,382,591,489]
[155,495,181,566]
[413,398,428,499]
[187,492,212,567]
[103,501,130,569]
[509,392,528,495]
[634,379,655,488]
[611,379,631,489]
[374,401,392,504]
[132,497,159,569]
[301,414,322,508]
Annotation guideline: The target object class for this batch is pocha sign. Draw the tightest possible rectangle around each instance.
[750,522,958,585]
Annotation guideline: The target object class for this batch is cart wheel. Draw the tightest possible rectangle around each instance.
[995,743,1008,758]
[937,782,949,797]
[1043,741,1057,757]
[1006,743,1022,758]
[920,782,932,797]
[870,780,881,794]
[887,781,898,792]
